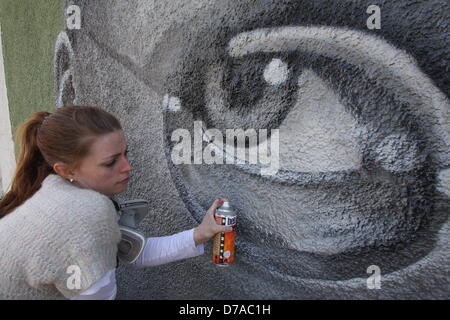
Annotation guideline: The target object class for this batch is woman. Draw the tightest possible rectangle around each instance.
[0,105,231,300]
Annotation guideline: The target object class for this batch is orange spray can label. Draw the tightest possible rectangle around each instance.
[212,201,236,266]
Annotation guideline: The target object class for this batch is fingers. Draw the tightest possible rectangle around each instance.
[215,222,233,233]
[222,226,233,233]
[215,197,226,208]
[212,225,232,235]
[207,198,225,216]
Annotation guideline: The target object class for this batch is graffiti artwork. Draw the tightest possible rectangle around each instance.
[55,0,449,299]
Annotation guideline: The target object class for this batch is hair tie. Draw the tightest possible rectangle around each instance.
[39,113,52,131]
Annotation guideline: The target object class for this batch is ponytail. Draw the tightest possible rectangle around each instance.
[0,112,54,217]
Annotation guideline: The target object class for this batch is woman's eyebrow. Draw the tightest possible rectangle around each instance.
[102,146,128,160]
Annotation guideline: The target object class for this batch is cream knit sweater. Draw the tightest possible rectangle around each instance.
[0,174,122,300]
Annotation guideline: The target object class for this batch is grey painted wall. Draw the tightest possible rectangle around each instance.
[56,0,449,299]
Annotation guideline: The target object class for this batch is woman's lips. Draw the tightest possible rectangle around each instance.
[118,177,130,184]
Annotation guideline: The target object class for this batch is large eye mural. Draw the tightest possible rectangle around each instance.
[56,0,449,298]
[161,12,449,281]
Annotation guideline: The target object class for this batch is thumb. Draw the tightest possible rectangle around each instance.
[208,198,225,217]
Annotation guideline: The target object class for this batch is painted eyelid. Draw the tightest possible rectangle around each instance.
[227,26,450,168]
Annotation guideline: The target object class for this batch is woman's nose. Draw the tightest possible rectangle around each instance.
[121,156,132,173]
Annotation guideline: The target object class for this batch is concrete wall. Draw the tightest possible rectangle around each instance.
[56,0,449,299]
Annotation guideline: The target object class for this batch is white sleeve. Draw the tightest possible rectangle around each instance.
[131,228,204,268]
[70,269,117,300]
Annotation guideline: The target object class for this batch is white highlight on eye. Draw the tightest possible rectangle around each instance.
[163,94,182,112]
[228,26,450,167]
[263,58,289,85]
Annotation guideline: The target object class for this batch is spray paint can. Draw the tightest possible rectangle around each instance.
[212,200,236,266]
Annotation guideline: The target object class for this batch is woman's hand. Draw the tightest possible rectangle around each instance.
[193,198,233,246]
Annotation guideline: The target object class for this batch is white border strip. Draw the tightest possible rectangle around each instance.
[0,25,17,194]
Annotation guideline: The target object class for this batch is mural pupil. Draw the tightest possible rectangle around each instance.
[224,54,269,110]
[220,53,300,131]
[224,54,291,110]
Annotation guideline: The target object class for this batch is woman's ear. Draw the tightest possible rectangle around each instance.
[53,162,76,181]
[54,32,76,108]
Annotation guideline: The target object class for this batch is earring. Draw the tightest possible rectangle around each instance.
[70,178,74,183]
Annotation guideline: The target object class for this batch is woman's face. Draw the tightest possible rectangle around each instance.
[72,130,132,196]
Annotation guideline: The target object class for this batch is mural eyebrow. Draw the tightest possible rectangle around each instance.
[227,26,450,167]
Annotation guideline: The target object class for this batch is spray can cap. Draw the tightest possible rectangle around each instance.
[221,199,230,208]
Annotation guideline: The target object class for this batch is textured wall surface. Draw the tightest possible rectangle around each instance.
[56,0,449,299]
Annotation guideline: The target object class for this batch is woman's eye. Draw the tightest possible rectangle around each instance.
[106,150,129,167]
[106,159,117,167]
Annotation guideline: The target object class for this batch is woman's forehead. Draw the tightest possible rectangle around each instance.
[88,131,126,157]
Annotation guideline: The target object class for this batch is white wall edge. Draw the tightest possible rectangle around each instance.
[0,25,17,195]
